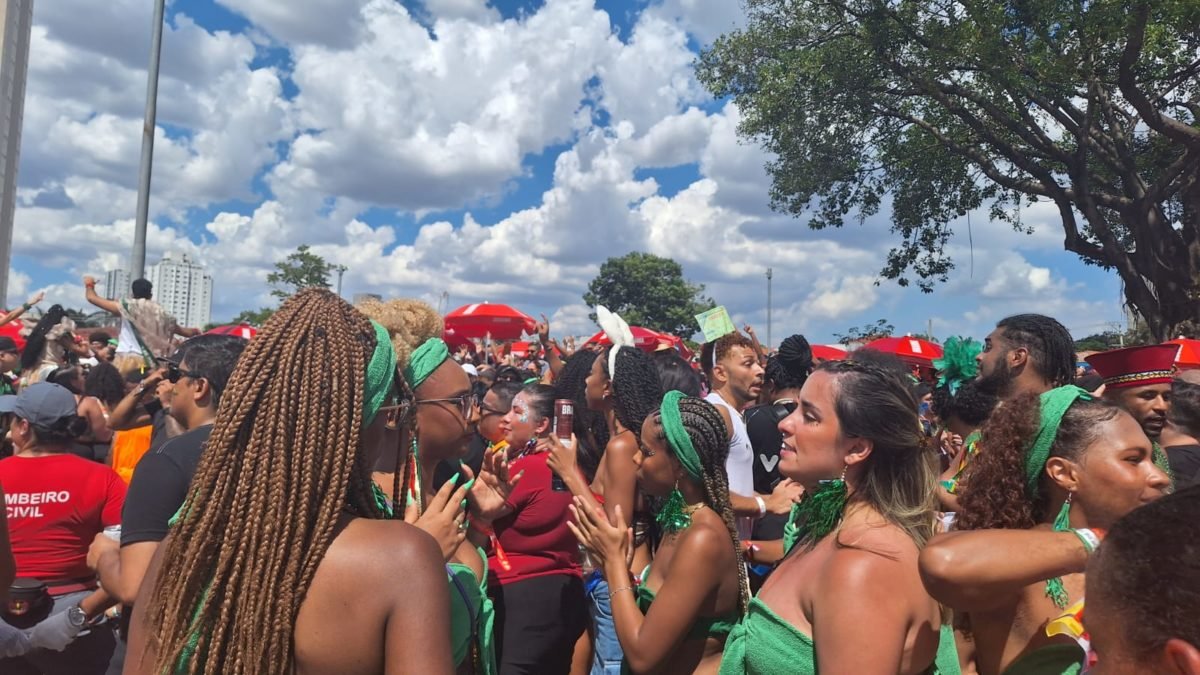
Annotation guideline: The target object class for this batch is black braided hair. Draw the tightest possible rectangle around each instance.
[21,305,68,371]
[765,334,813,391]
[996,314,1076,387]
[602,346,663,435]
[556,350,609,481]
[660,396,749,614]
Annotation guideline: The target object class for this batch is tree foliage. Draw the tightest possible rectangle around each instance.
[231,307,276,327]
[833,318,895,345]
[698,0,1200,341]
[583,252,715,337]
[267,245,334,300]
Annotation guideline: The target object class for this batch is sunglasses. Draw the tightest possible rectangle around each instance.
[775,399,799,415]
[165,362,204,383]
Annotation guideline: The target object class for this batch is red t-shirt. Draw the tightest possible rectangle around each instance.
[488,451,581,586]
[0,454,126,581]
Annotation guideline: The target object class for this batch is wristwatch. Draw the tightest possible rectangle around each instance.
[66,604,87,628]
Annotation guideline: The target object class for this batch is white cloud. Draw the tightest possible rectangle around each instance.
[215,0,372,47]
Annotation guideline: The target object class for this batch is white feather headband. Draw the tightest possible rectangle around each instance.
[594,305,634,383]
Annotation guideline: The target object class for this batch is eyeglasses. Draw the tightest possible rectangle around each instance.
[479,402,508,418]
[414,392,478,419]
[165,362,204,383]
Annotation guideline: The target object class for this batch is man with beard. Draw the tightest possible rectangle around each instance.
[975,313,1076,399]
[1086,344,1177,442]
[701,332,799,542]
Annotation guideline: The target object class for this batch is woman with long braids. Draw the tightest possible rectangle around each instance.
[570,392,746,674]
[547,307,662,674]
[19,305,88,388]
[358,297,495,675]
[920,387,1170,675]
[125,289,454,674]
[720,360,959,674]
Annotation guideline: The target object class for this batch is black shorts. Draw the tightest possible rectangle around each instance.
[491,574,588,675]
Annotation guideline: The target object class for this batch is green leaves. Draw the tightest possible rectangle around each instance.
[583,252,714,338]
[266,245,335,301]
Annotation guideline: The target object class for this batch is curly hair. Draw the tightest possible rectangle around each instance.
[141,289,388,674]
[956,393,1122,531]
[816,360,938,550]
[700,332,755,379]
[601,346,663,436]
[556,350,609,481]
[354,298,442,374]
[85,362,127,408]
[648,396,748,614]
[930,378,997,428]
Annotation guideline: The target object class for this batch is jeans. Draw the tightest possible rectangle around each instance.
[587,573,624,675]
[0,590,116,675]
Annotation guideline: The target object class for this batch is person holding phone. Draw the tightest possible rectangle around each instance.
[469,383,586,675]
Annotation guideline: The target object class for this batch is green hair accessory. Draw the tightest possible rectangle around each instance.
[932,336,982,395]
[1025,386,1092,499]
[782,474,848,553]
[403,337,450,391]
[660,390,702,481]
[362,321,397,428]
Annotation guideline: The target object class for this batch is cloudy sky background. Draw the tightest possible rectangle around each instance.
[9,0,1130,344]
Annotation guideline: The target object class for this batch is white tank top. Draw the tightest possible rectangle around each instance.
[705,392,755,540]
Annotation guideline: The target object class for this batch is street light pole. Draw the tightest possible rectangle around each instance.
[766,268,773,350]
[129,0,166,283]
[334,265,347,297]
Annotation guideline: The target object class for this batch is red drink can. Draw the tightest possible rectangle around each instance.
[553,399,574,440]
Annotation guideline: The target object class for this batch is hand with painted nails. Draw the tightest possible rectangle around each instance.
[766,479,804,514]
[568,497,630,573]
[406,472,470,562]
[469,449,523,520]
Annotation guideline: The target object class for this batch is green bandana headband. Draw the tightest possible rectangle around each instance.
[1025,386,1092,498]
[363,321,397,428]
[659,390,702,481]
[403,337,450,391]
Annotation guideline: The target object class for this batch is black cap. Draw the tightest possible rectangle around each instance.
[0,336,19,353]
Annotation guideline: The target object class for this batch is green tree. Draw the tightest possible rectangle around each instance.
[1074,332,1120,352]
[267,245,335,300]
[698,0,1200,341]
[833,318,895,345]
[583,252,714,337]
[231,307,276,326]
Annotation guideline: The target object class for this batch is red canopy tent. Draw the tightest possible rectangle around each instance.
[862,336,944,366]
[1165,338,1200,369]
[205,322,257,340]
[811,345,848,361]
[0,315,25,352]
[444,303,536,340]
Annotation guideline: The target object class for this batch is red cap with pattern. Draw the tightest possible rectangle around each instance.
[1085,344,1177,389]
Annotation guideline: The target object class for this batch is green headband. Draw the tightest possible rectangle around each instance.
[403,337,450,391]
[1025,385,1092,498]
[363,321,397,428]
[659,390,702,481]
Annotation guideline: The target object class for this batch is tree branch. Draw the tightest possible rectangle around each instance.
[1117,3,1200,148]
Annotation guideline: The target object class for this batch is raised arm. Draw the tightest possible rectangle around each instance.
[83,276,121,315]
[0,291,44,326]
[919,529,1091,612]
[107,369,166,431]
[536,314,565,379]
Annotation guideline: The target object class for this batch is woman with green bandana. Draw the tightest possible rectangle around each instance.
[921,386,1170,675]
[125,289,454,674]
[720,360,959,675]
[569,391,745,674]
[358,298,495,675]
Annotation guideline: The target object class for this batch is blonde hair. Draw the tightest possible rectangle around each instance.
[355,298,443,375]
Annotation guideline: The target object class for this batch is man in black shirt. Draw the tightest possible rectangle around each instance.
[87,335,245,604]
[1162,370,1200,490]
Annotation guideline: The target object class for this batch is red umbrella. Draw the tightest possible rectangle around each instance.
[585,326,669,352]
[205,322,257,340]
[1165,338,1200,369]
[442,328,475,353]
[811,345,848,361]
[862,336,944,365]
[444,303,536,340]
[0,315,24,352]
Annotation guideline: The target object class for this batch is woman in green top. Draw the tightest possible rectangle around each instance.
[921,387,1170,675]
[721,359,957,675]
[570,391,747,674]
[358,297,494,675]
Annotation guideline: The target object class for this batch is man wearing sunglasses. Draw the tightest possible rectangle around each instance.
[87,335,246,609]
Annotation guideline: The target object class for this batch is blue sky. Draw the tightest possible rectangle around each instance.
[9,0,1128,344]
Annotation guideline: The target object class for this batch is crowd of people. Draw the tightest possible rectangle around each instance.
[0,278,1196,675]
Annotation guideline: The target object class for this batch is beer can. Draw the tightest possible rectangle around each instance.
[553,399,574,440]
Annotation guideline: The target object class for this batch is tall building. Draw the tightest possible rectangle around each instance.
[149,252,212,328]
[0,0,34,306]
[104,268,131,300]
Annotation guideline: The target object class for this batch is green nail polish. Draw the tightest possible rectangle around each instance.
[463,478,476,491]
[449,472,461,486]
[460,499,468,510]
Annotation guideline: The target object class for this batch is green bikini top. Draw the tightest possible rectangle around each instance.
[446,548,497,675]
[634,565,740,641]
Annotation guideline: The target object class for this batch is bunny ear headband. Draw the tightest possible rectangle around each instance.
[595,305,634,383]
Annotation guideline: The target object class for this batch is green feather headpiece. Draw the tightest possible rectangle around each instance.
[932,336,982,395]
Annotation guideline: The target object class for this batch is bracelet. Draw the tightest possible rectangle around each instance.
[754,496,766,518]
[21,302,31,311]
[609,585,634,597]
[1070,528,1103,555]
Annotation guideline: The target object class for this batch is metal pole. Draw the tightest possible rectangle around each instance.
[336,266,346,297]
[130,0,166,282]
[766,268,773,350]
